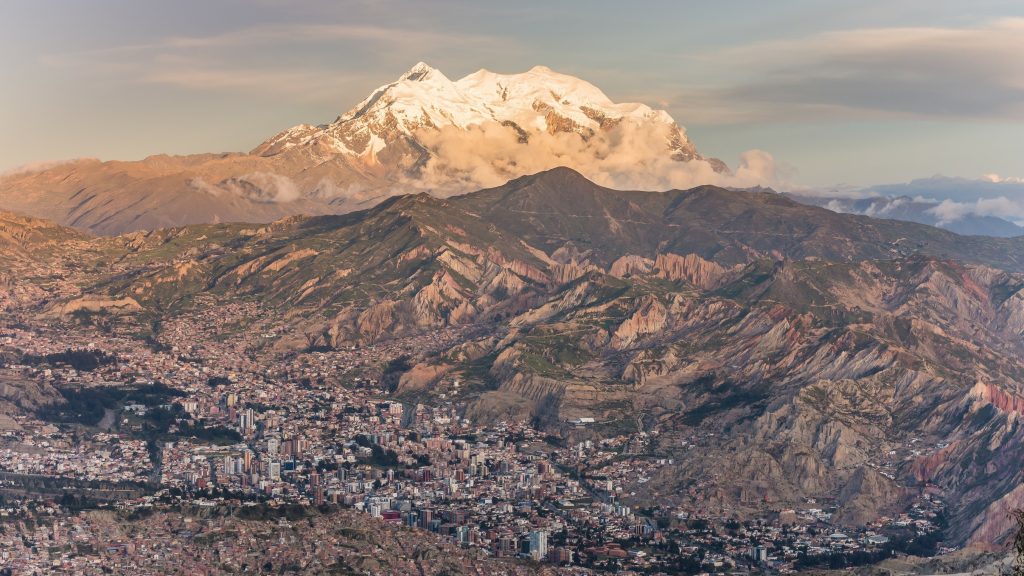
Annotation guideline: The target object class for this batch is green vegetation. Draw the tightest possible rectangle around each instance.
[795,514,948,569]
[20,348,117,372]
[381,355,412,391]
[37,382,185,426]
[520,331,593,368]
[142,405,242,445]
[459,351,501,390]
[36,384,240,450]
[353,435,402,468]
[519,349,566,378]
[236,503,316,522]
[206,376,232,387]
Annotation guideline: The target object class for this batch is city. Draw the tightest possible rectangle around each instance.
[2,3,1023,572]
[0,299,948,574]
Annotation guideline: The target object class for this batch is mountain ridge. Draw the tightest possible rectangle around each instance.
[5,168,1024,546]
[0,64,732,234]
[253,62,726,172]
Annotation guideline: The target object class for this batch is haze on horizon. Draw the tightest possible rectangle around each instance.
[2,0,1023,188]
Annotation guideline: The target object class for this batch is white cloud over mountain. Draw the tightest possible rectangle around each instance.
[411,120,778,194]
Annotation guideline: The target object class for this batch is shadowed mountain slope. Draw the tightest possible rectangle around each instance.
[6,168,1024,547]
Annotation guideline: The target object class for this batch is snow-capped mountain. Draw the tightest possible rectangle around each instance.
[252,62,727,175]
[0,62,734,234]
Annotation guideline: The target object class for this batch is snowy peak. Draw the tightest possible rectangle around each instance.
[252,63,727,182]
[458,65,616,109]
[400,61,445,82]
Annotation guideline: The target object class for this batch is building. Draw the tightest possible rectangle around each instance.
[549,547,573,564]
[529,530,548,561]
[751,546,768,562]
[266,460,281,481]
[239,408,256,432]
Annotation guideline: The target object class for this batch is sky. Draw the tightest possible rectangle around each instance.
[1,0,1023,187]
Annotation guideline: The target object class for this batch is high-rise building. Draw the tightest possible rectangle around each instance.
[266,460,281,481]
[529,530,548,561]
[418,509,433,529]
[497,535,517,557]
[751,546,768,563]
[239,408,256,432]
[550,547,573,564]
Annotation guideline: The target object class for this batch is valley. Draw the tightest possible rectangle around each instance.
[1,168,1023,572]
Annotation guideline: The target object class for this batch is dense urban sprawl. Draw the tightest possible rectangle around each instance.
[0,302,949,574]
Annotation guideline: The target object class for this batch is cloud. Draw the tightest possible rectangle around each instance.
[860,196,911,218]
[928,196,1024,226]
[189,119,784,205]
[41,24,509,103]
[407,120,781,193]
[45,24,495,60]
[190,172,301,203]
[672,18,1024,123]
[157,24,496,50]
[982,173,1024,184]
[141,64,363,102]
[867,175,1024,202]
[801,175,1024,228]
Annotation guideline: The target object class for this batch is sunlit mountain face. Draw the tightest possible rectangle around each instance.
[0,63,776,235]
[3,2,1024,573]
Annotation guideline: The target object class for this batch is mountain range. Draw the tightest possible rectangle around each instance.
[3,60,1024,553]
[0,63,728,235]
[4,167,1024,548]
